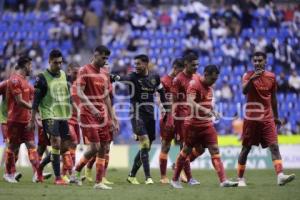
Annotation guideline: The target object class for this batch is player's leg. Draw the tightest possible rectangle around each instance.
[237,145,251,186]
[61,139,73,182]
[207,144,238,187]
[4,142,19,183]
[170,144,192,189]
[102,139,113,184]
[159,139,171,183]
[94,141,112,190]
[269,143,295,186]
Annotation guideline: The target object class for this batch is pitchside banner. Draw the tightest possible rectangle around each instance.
[0,144,299,168]
[129,145,300,169]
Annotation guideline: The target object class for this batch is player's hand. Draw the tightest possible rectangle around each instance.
[274,118,282,127]
[91,108,102,121]
[250,69,264,81]
[211,110,221,120]
[112,118,119,135]
[26,120,35,131]
[35,116,43,127]
[164,113,175,132]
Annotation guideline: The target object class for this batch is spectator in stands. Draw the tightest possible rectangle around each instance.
[220,81,233,102]
[277,72,290,93]
[3,39,16,59]
[16,39,27,56]
[296,121,300,134]
[83,7,99,50]
[27,40,43,59]
[288,70,300,93]
[254,36,267,52]
[199,34,213,56]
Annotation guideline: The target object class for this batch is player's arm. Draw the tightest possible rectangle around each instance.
[77,84,101,118]
[156,77,170,113]
[104,92,119,133]
[14,94,32,109]
[28,74,47,130]
[271,80,281,126]
[242,70,263,94]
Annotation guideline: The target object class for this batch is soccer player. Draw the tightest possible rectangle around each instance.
[171,53,204,184]
[28,49,72,185]
[171,64,238,189]
[114,54,168,185]
[159,58,184,183]
[0,79,22,182]
[5,56,42,183]
[82,64,115,185]
[61,62,81,182]
[73,45,118,190]
[237,51,295,186]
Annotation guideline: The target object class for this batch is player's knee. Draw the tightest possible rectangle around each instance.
[140,138,150,149]
[269,144,280,154]
[208,146,219,155]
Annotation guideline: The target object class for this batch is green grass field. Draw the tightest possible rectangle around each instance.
[0,168,299,200]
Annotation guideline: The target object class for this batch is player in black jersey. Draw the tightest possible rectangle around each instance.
[112,54,168,184]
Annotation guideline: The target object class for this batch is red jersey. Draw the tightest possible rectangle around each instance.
[161,75,173,102]
[77,64,109,116]
[69,80,81,125]
[172,72,200,117]
[0,80,8,96]
[243,70,276,121]
[186,76,213,127]
[7,73,33,123]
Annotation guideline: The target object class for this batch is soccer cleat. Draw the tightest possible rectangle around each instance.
[220,180,239,187]
[62,175,70,184]
[54,177,68,185]
[179,171,188,183]
[160,176,170,184]
[170,179,183,189]
[145,177,154,184]
[126,176,140,185]
[32,172,44,183]
[14,172,22,182]
[3,174,18,183]
[43,172,52,180]
[188,178,200,185]
[93,182,112,190]
[277,173,295,186]
[238,178,247,187]
[84,168,93,182]
[102,177,114,185]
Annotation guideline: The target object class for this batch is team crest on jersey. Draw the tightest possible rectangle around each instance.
[151,78,156,85]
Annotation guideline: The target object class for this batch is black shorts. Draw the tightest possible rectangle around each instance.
[42,119,70,141]
[131,116,155,142]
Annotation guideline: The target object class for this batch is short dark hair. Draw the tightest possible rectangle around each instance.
[67,62,80,69]
[172,58,184,69]
[134,54,149,63]
[16,56,32,69]
[95,45,111,55]
[49,49,63,60]
[204,64,220,75]
[183,53,198,64]
[253,51,266,59]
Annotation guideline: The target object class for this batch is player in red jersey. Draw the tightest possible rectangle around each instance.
[171,65,238,189]
[73,45,119,189]
[171,54,204,184]
[58,62,81,182]
[158,58,184,183]
[82,65,115,185]
[0,80,23,182]
[4,56,42,183]
[237,51,295,186]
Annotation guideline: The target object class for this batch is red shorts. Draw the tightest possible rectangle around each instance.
[160,118,175,142]
[184,124,218,148]
[80,115,110,143]
[68,123,80,144]
[7,121,34,145]
[38,126,50,146]
[1,123,8,143]
[242,120,277,148]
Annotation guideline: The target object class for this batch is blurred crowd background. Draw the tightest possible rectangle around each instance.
[0,0,300,144]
